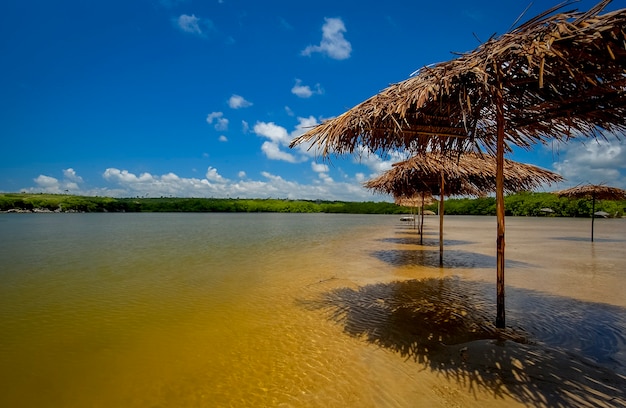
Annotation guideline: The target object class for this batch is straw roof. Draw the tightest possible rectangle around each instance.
[394,194,434,208]
[365,152,564,198]
[555,183,626,200]
[290,1,626,156]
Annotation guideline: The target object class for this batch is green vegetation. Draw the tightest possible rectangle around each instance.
[0,193,406,214]
[1,192,624,217]
[432,192,625,218]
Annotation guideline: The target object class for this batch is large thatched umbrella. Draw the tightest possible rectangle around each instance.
[556,184,626,241]
[365,152,564,261]
[291,1,626,328]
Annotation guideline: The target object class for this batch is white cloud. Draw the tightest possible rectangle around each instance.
[254,119,320,163]
[206,111,229,131]
[219,135,228,142]
[206,166,228,183]
[261,141,299,163]
[351,145,407,176]
[177,14,202,34]
[29,169,86,194]
[34,175,59,188]
[291,79,323,98]
[290,116,319,139]
[63,168,83,183]
[301,17,352,60]
[311,162,329,173]
[254,121,290,144]
[552,139,626,188]
[228,94,253,109]
[318,172,334,184]
[26,166,389,202]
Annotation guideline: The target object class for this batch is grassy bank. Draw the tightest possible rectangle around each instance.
[0,193,405,214]
[1,192,624,217]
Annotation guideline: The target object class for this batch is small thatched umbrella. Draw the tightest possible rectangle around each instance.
[394,193,434,233]
[365,152,564,261]
[556,184,626,241]
[291,1,626,328]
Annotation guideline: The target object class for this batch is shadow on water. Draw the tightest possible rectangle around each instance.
[371,248,533,269]
[379,237,475,247]
[298,277,626,407]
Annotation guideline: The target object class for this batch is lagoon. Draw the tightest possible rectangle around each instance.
[0,213,625,407]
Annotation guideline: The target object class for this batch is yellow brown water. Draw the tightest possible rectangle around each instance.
[0,213,624,407]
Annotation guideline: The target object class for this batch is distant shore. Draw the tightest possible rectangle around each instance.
[1,192,624,217]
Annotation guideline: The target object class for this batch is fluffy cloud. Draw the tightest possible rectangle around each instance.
[301,17,351,60]
[206,166,228,183]
[177,14,202,34]
[34,174,60,189]
[228,94,253,109]
[352,145,407,175]
[261,141,298,163]
[206,111,229,131]
[291,79,323,98]
[254,121,290,145]
[254,117,323,163]
[25,166,388,202]
[254,121,299,162]
[30,168,84,194]
[63,168,83,183]
[552,139,626,188]
[311,162,329,173]
[175,14,217,39]
[312,162,333,184]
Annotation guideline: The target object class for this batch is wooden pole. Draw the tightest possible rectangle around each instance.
[439,171,445,265]
[420,193,425,244]
[591,194,596,242]
[495,85,506,329]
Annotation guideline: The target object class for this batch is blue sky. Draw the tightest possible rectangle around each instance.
[1,0,624,201]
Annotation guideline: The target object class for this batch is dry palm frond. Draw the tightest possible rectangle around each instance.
[555,183,626,200]
[364,152,564,198]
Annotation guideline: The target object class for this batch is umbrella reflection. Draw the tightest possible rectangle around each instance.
[298,277,626,406]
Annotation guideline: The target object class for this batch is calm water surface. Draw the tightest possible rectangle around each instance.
[0,213,625,407]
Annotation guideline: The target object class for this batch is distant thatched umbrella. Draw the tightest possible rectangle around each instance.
[394,193,434,233]
[365,152,563,260]
[556,184,626,241]
[292,1,626,328]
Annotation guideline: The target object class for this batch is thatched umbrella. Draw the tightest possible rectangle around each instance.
[555,184,626,241]
[365,152,564,261]
[394,193,434,233]
[291,1,626,328]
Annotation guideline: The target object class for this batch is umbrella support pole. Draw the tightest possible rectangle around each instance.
[495,86,506,329]
[420,193,425,244]
[591,195,596,242]
[439,171,444,265]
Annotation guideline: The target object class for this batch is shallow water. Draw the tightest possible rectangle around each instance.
[0,213,624,407]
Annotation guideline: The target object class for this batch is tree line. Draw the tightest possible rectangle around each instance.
[1,192,624,217]
[0,193,403,214]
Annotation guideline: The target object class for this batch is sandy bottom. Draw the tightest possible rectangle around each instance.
[298,215,626,407]
[1,214,624,407]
